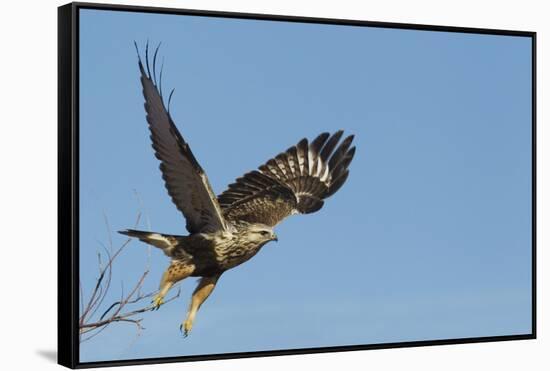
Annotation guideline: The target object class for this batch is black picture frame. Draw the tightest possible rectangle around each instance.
[58,2,537,368]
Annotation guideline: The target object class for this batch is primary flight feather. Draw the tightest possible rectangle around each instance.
[120,43,356,336]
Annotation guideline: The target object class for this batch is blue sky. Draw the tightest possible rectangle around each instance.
[78,8,532,363]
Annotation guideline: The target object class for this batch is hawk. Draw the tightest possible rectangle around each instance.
[120,43,356,336]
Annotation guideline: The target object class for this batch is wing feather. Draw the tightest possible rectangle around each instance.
[136,43,227,234]
[310,132,330,176]
[219,131,356,226]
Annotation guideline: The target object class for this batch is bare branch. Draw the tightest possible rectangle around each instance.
[102,211,113,252]
[79,204,178,345]
[80,288,181,334]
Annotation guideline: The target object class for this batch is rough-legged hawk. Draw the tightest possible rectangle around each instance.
[120,43,356,336]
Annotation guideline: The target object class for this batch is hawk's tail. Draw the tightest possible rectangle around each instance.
[118,229,182,256]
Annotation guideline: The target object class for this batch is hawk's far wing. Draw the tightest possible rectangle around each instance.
[136,44,227,234]
[218,131,355,226]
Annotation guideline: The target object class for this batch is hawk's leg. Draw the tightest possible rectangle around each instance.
[180,274,220,337]
[152,261,195,310]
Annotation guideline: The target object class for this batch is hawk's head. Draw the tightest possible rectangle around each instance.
[241,223,278,247]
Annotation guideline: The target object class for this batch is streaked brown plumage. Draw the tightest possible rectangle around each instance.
[120,43,356,336]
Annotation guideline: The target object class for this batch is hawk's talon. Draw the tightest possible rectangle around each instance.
[179,321,193,337]
[179,323,189,338]
[151,296,164,311]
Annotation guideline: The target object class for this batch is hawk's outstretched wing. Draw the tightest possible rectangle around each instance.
[136,43,227,234]
[218,131,355,226]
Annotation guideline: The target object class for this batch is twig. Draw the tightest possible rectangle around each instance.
[81,288,181,333]
[79,204,178,345]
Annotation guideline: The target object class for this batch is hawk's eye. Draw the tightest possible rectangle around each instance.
[260,231,270,236]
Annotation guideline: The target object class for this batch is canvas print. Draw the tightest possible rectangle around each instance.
[71,5,534,366]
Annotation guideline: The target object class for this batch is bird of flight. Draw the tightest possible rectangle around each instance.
[120,43,356,337]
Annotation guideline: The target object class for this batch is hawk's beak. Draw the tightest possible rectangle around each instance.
[272,234,278,242]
